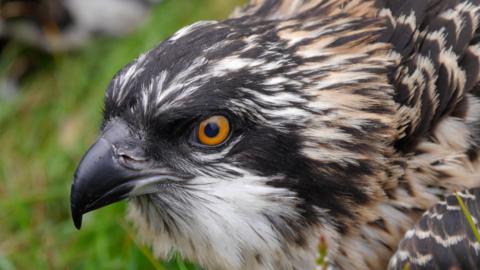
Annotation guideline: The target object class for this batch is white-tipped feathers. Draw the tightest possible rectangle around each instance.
[389,188,480,269]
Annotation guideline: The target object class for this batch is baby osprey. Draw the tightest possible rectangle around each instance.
[70,0,480,269]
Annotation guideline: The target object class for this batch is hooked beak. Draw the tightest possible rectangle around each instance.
[70,121,162,229]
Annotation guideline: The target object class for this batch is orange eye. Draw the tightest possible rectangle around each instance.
[197,115,230,146]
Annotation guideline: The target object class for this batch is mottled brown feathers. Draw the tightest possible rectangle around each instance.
[379,0,480,152]
[235,0,480,269]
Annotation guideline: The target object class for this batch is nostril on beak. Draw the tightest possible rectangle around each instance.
[117,152,151,171]
[119,153,147,162]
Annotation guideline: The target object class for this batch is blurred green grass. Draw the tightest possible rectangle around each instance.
[0,0,243,269]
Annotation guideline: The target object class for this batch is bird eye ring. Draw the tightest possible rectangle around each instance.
[196,115,230,146]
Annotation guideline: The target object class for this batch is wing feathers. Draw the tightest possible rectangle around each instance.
[389,188,480,269]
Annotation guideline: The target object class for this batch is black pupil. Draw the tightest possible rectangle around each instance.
[204,122,220,138]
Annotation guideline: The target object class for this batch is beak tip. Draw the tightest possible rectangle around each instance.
[73,213,83,230]
[71,183,83,230]
[71,201,84,229]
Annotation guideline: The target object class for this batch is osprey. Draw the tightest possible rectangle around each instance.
[70,0,480,269]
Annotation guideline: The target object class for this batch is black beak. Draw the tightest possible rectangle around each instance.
[70,121,151,229]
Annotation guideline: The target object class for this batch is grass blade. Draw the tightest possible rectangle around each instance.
[175,254,189,270]
[455,192,480,243]
[120,221,166,270]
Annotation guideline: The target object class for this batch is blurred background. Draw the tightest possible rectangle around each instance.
[0,0,243,269]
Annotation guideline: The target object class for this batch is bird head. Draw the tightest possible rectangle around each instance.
[71,16,397,268]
